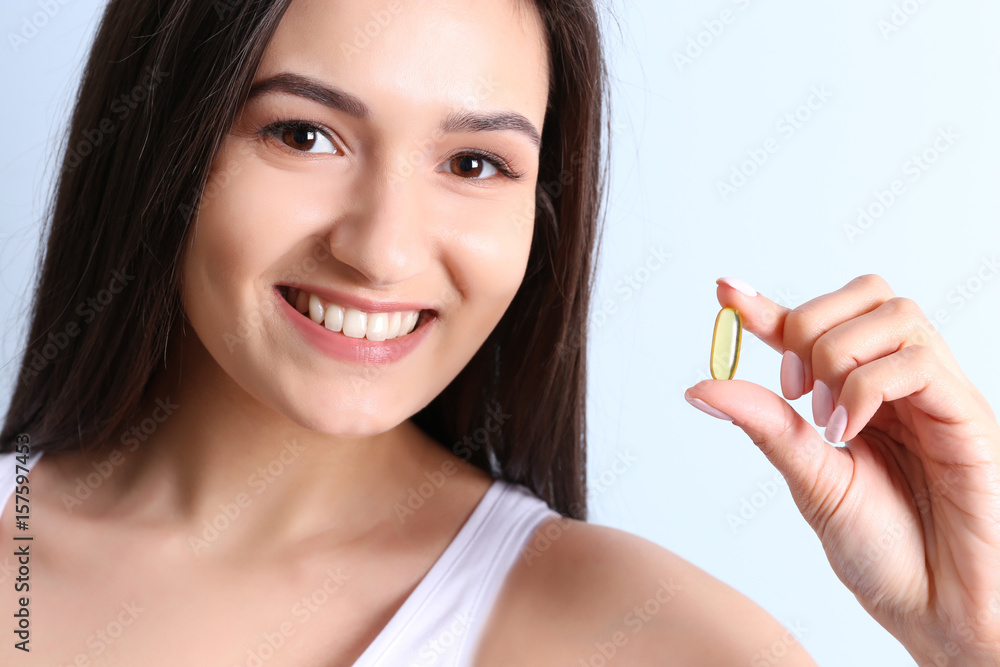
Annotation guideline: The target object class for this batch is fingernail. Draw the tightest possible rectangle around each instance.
[811,379,834,427]
[717,277,757,297]
[780,350,805,399]
[824,405,848,443]
[685,396,735,422]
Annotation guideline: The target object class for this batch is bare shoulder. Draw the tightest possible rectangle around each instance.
[475,517,818,667]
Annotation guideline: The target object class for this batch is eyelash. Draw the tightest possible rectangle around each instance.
[448,148,524,181]
[252,117,524,181]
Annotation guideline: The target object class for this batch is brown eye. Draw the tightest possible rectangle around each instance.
[445,154,499,179]
[260,121,338,154]
[282,126,319,151]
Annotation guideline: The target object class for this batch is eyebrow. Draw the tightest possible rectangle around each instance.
[246,72,541,148]
[441,109,541,148]
[247,72,370,119]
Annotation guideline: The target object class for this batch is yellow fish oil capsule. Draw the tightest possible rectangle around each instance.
[710,306,742,380]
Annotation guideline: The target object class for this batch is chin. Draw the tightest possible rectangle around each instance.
[266,386,406,439]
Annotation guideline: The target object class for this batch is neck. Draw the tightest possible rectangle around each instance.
[72,322,461,556]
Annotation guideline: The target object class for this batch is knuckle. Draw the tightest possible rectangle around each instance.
[842,365,871,399]
[811,334,841,373]
[852,273,893,295]
[904,343,933,364]
[902,345,941,385]
[884,296,921,318]
[888,344,934,380]
[782,308,814,349]
[883,297,937,346]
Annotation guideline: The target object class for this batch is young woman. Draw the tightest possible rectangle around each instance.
[2,0,999,665]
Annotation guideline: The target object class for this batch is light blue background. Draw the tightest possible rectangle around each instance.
[3,1,999,665]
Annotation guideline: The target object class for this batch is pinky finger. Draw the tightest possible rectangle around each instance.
[830,344,982,445]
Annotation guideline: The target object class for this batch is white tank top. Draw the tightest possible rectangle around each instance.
[0,449,560,665]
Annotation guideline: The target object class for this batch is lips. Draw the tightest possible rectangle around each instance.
[274,284,437,365]
[276,285,436,341]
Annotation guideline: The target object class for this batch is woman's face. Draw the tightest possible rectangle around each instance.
[179,0,549,435]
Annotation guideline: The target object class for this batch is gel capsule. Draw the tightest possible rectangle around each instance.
[710,306,742,380]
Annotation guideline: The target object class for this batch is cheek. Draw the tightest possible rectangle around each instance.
[437,191,535,331]
[181,139,341,331]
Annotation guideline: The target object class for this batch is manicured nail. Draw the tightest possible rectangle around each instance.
[811,379,834,427]
[824,405,848,443]
[717,277,757,297]
[685,395,735,422]
[780,350,805,399]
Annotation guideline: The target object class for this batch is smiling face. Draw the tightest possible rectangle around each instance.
[178,0,550,436]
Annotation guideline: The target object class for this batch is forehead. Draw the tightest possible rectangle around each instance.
[257,0,550,125]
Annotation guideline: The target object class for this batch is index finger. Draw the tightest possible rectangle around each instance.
[715,277,789,354]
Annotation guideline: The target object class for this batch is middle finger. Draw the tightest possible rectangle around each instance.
[780,274,896,400]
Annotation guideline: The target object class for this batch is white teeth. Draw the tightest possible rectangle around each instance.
[324,304,344,333]
[308,293,324,324]
[404,311,419,334]
[387,312,402,338]
[342,308,368,339]
[366,313,389,341]
[288,288,425,340]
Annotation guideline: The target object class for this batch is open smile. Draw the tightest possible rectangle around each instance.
[275,285,437,365]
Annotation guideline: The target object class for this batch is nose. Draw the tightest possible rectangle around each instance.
[323,167,431,287]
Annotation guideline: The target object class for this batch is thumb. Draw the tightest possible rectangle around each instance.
[685,379,852,531]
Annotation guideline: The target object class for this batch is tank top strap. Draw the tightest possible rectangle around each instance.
[0,451,558,666]
[352,477,560,666]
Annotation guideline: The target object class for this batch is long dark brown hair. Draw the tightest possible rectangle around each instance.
[0,0,610,521]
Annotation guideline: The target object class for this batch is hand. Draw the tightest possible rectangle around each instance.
[684,274,1000,666]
